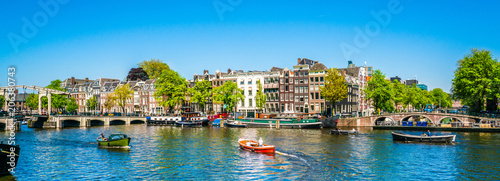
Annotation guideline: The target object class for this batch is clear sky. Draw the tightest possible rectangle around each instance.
[1,0,499,93]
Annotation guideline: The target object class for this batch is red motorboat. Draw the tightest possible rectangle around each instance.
[238,139,275,153]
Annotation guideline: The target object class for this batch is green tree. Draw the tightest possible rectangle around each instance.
[320,68,348,115]
[0,95,4,110]
[255,80,267,112]
[138,59,170,80]
[391,80,406,112]
[188,80,212,113]
[66,97,78,114]
[212,81,245,113]
[114,84,134,114]
[25,93,38,110]
[430,88,452,108]
[46,79,68,112]
[104,94,116,113]
[364,70,394,113]
[452,49,498,113]
[86,95,98,112]
[403,84,420,110]
[154,69,188,114]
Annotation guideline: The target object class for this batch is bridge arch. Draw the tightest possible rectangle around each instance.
[130,120,145,124]
[89,119,104,126]
[375,117,397,126]
[110,120,126,125]
[62,119,80,127]
[438,117,463,127]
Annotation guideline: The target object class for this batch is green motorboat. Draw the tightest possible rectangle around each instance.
[97,134,131,147]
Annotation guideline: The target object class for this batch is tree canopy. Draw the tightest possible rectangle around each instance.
[0,95,4,110]
[138,59,170,80]
[320,68,348,114]
[126,67,149,81]
[188,80,212,113]
[430,88,452,108]
[66,97,78,113]
[364,69,394,113]
[452,49,499,112]
[86,95,98,112]
[154,69,188,113]
[255,80,267,112]
[25,93,38,110]
[114,84,134,114]
[212,81,244,113]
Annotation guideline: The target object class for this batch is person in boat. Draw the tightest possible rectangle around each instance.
[427,130,431,136]
[258,138,263,147]
[100,132,107,141]
[421,132,427,137]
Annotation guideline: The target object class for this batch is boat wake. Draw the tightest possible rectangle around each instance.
[275,151,311,167]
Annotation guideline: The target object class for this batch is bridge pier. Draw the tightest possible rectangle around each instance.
[0,118,21,131]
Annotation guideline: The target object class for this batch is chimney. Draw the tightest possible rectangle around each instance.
[14,89,18,94]
[227,68,231,74]
[85,77,89,82]
[203,70,209,75]
[298,58,301,65]
[71,77,75,85]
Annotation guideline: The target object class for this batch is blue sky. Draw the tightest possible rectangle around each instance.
[1,0,499,93]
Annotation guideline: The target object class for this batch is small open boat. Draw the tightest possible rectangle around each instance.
[238,139,275,153]
[391,132,456,143]
[330,129,359,135]
[97,134,131,147]
[226,121,247,128]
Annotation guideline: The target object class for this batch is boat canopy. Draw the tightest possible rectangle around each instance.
[108,134,128,140]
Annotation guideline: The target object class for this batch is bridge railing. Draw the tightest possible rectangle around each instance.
[373,109,500,119]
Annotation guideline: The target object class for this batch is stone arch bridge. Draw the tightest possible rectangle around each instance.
[50,116,147,128]
[339,112,490,127]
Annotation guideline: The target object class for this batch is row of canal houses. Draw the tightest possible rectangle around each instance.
[59,58,373,117]
[188,58,373,117]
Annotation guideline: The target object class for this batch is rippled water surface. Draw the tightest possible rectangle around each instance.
[1,125,499,180]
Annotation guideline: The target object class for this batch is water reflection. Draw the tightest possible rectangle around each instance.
[0,125,499,180]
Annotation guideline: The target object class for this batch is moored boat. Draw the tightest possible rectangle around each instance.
[175,121,203,127]
[331,129,358,135]
[226,121,247,128]
[212,118,222,127]
[391,132,456,143]
[97,134,131,147]
[0,143,20,176]
[238,139,275,153]
[236,118,322,129]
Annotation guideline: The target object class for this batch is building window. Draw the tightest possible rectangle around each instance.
[300,86,303,93]
[320,77,324,82]
[249,89,252,96]
[310,77,314,82]
[295,96,299,102]
[316,92,319,100]
[248,80,252,84]
[285,78,289,84]
[285,85,289,92]
[289,78,293,83]
[289,94,293,101]
[240,80,244,85]
[305,86,308,93]
[315,77,319,82]
[249,99,253,107]
[311,93,314,100]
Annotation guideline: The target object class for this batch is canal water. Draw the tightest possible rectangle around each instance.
[1,125,499,180]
